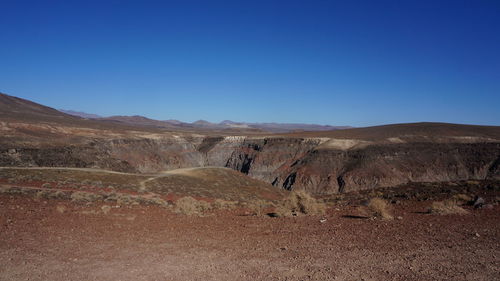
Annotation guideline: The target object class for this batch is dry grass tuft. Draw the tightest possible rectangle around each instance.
[367,198,393,220]
[452,193,472,204]
[70,191,103,202]
[246,199,272,216]
[429,199,468,215]
[212,199,238,210]
[275,190,326,217]
[143,196,169,206]
[101,205,112,214]
[0,186,30,195]
[174,196,212,216]
[56,205,67,213]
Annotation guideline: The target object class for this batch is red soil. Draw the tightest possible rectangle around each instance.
[1,194,499,281]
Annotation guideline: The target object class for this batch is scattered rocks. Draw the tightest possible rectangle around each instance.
[473,196,485,209]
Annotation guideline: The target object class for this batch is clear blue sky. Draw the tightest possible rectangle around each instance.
[1,0,499,126]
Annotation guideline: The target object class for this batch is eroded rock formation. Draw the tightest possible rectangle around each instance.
[1,134,499,194]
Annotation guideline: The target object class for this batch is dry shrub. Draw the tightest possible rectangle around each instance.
[56,205,67,213]
[144,196,169,206]
[452,194,472,204]
[70,191,103,202]
[116,195,138,205]
[34,190,48,200]
[466,180,480,185]
[103,192,120,203]
[174,196,212,215]
[103,192,135,205]
[275,190,326,217]
[48,190,67,199]
[212,199,238,210]
[246,199,271,216]
[101,205,112,214]
[81,179,92,185]
[429,199,468,215]
[367,198,393,220]
[102,192,168,206]
[34,190,67,200]
[0,186,28,195]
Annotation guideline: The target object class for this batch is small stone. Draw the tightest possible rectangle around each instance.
[473,196,485,208]
[396,216,403,220]
[475,232,480,237]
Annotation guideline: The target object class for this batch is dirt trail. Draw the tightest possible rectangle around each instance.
[0,166,204,193]
[136,167,231,192]
[0,166,147,176]
[138,176,163,192]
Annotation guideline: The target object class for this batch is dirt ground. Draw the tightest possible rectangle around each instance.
[1,194,499,281]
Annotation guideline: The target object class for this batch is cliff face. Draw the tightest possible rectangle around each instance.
[208,138,500,194]
[277,142,500,194]
[1,134,499,194]
[219,137,323,183]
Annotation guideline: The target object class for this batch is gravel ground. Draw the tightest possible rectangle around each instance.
[0,194,499,281]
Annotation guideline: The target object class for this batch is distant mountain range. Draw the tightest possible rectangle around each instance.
[58,110,102,119]
[59,109,351,133]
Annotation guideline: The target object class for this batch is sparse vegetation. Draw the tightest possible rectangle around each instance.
[212,199,238,210]
[143,196,170,206]
[275,189,326,217]
[101,205,112,214]
[367,198,393,220]
[174,196,212,216]
[71,191,103,202]
[246,199,272,216]
[429,199,468,215]
[452,193,472,204]
[0,186,28,195]
[56,205,67,213]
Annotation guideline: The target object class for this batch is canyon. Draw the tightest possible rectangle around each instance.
[0,92,498,195]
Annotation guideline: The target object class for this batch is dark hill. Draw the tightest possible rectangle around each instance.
[285,122,500,141]
[0,92,78,120]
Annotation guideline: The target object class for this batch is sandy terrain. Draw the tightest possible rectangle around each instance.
[1,194,498,281]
